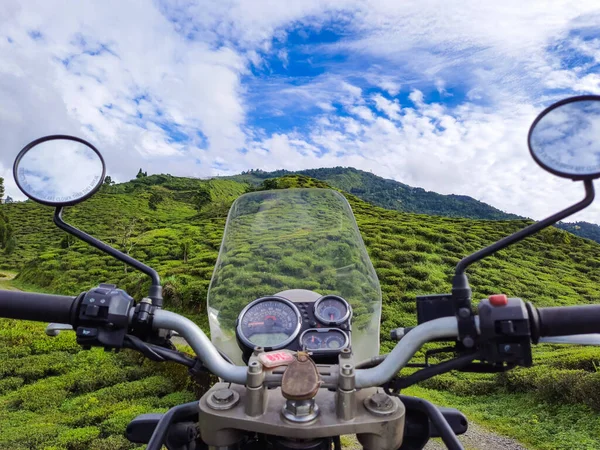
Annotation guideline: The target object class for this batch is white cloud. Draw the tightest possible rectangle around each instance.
[372,94,400,121]
[1,0,600,226]
[0,0,247,189]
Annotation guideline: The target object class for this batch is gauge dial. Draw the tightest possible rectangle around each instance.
[302,332,323,350]
[324,333,346,349]
[314,295,351,325]
[237,297,301,349]
[300,328,349,352]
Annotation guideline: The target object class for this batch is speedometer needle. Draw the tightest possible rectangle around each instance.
[249,322,264,326]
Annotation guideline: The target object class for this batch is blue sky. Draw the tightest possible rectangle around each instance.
[1,1,600,222]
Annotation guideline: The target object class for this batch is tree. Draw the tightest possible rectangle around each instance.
[103,175,115,186]
[0,222,6,248]
[4,196,13,203]
[0,177,4,201]
[148,191,166,211]
[0,211,12,249]
[180,239,192,263]
[4,236,15,255]
[261,179,278,190]
[193,186,212,212]
[117,218,138,273]
[136,169,147,179]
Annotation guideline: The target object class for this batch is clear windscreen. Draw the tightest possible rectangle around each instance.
[207,189,382,364]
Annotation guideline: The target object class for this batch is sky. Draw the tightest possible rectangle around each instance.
[1,1,600,222]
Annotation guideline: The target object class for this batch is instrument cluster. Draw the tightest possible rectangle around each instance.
[236,294,352,363]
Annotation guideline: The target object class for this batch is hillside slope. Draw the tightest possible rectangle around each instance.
[231,167,522,220]
[1,174,600,448]
[230,167,600,243]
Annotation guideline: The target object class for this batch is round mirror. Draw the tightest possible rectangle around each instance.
[528,95,600,179]
[13,135,106,206]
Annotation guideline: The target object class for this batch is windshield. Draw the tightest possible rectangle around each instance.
[207,188,382,364]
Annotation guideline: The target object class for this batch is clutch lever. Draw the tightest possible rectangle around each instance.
[45,323,74,336]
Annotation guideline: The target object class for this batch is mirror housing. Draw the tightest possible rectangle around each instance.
[13,135,106,207]
[529,95,600,180]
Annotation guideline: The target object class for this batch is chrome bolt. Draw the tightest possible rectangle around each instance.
[282,399,320,423]
[207,388,239,410]
[364,392,397,416]
[212,388,234,404]
[249,361,262,373]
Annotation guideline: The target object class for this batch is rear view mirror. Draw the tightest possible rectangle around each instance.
[13,135,106,207]
[529,95,600,180]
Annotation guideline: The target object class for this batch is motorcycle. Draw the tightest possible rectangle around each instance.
[1,94,600,450]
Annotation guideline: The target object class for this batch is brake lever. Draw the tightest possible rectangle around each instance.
[45,323,74,336]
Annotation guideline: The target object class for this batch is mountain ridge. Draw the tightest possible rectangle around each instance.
[227,166,600,243]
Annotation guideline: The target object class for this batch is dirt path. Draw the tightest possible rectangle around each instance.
[424,422,527,450]
[0,271,19,291]
[338,422,526,450]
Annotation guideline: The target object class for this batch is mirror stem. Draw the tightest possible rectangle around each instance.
[455,179,595,279]
[53,207,163,307]
[451,180,594,347]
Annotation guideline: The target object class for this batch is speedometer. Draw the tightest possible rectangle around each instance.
[236,296,302,351]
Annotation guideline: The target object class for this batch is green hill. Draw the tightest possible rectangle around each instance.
[230,167,600,244]
[555,221,600,243]
[230,167,522,220]
[1,174,600,449]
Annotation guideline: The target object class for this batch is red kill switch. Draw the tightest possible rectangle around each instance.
[489,294,508,307]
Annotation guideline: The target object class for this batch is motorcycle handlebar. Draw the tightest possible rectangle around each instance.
[0,290,79,324]
[2,288,600,389]
[535,304,600,337]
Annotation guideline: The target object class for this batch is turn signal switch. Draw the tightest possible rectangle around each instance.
[477,295,532,367]
[75,283,134,350]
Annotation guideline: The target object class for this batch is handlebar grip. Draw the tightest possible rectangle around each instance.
[537,304,600,337]
[0,290,79,324]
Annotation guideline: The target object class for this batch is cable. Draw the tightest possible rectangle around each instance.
[399,396,464,450]
[355,354,387,369]
[385,351,480,392]
[146,401,199,450]
[123,335,198,368]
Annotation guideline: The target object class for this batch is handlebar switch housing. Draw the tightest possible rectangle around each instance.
[76,284,134,350]
[477,297,532,367]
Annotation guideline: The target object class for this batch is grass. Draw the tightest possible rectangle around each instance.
[1,174,600,448]
[407,386,600,450]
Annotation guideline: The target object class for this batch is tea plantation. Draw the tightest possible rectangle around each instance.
[1,174,600,449]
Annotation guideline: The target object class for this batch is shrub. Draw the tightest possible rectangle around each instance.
[56,426,100,450]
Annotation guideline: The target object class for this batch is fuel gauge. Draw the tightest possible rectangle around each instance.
[302,332,323,350]
[300,328,349,353]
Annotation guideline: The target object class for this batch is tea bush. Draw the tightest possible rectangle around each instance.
[2,174,600,448]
